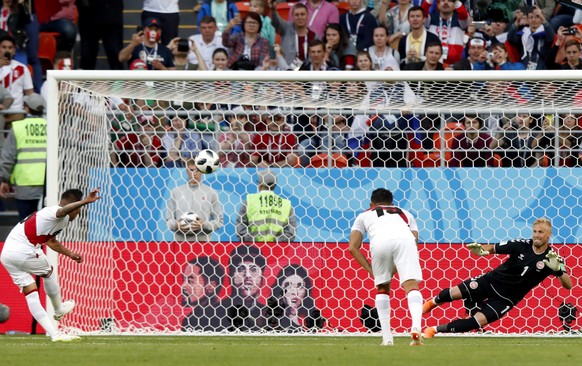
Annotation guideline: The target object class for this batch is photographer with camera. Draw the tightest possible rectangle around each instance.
[507,5,555,70]
[548,25,582,69]
[118,17,175,70]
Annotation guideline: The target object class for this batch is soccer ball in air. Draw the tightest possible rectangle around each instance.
[194,149,220,174]
[180,212,199,225]
[0,303,10,323]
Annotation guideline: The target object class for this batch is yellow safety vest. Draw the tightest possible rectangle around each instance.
[246,191,291,242]
[10,117,47,186]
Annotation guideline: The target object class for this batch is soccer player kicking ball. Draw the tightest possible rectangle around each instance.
[1,188,101,342]
[423,218,573,338]
[349,188,424,346]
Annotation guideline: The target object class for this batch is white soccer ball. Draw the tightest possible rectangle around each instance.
[194,149,220,174]
[0,303,10,323]
[180,212,199,224]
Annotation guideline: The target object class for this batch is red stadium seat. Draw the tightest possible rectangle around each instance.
[337,1,350,16]
[409,121,464,167]
[38,32,59,73]
[309,153,349,168]
[275,2,295,19]
[236,2,251,19]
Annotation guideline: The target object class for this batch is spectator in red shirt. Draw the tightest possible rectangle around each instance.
[111,115,164,168]
[449,115,493,167]
[251,110,297,167]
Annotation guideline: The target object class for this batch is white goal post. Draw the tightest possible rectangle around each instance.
[45,70,582,335]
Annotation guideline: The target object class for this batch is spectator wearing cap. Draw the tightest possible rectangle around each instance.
[422,0,469,65]
[0,93,47,219]
[118,17,175,70]
[250,110,297,168]
[452,37,492,70]
[236,170,296,242]
[197,0,242,34]
[36,0,78,52]
[141,0,180,46]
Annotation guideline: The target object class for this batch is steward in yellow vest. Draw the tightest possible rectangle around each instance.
[236,170,296,242]
[0,93,47,219]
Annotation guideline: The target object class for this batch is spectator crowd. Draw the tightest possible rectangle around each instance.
[2,0,582,183]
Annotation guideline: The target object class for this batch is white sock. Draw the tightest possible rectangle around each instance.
[407,290,423,331]
[26,291,58,338]
[44,272,63,313]
[375,293,392,343]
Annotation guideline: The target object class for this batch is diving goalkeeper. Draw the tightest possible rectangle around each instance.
[423,217,573,338]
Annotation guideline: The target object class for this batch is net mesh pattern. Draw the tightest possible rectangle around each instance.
[51,72,582,335]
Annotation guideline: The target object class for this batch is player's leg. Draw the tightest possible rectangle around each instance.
[375,284,393,346]
[42,265,76,321]
[370,243,394,346]
[423,277,474,314]
[2,251,79,342]
[424,278,496,338]
[394,241,423,346]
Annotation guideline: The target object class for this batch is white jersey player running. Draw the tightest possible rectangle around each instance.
[349,188,424,346]
[1,188,101,342]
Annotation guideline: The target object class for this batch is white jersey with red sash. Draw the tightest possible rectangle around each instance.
[0,59,34,110]
[3,206,69,253]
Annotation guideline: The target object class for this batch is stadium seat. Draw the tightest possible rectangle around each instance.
[309,153,349,168]
[38,32,59,73]
[409,121,464,167]
[337,1,350,16]
[236,2,251,19]
[275,2,295,19]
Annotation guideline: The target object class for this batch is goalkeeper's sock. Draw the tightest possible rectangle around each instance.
[407,290,423,331]
[434,288,453,304]
[437,317,480,333]
[44,272,63,313]
[375,292,392,344]
[25,290,58,338]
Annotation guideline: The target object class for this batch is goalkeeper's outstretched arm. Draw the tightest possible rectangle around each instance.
[466,242,495,256]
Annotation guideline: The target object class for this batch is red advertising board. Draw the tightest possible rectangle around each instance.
[2,242,580,334]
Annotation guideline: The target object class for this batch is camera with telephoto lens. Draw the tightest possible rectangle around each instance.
[145,54,164,64]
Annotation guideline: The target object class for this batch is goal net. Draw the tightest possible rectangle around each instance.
[46,70,582,335]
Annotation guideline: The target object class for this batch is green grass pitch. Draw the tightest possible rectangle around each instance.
[1,335,581,366]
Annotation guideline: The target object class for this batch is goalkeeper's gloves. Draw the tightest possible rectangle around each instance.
[467,242,490,256]
[543,250,566,276]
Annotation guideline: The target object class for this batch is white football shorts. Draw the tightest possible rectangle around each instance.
[1,246,52,290]
[370,238,422,286]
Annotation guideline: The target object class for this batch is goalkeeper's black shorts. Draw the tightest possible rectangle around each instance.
[458,276,515,323]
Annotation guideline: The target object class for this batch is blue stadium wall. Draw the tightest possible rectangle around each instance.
[96,168,582,244]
